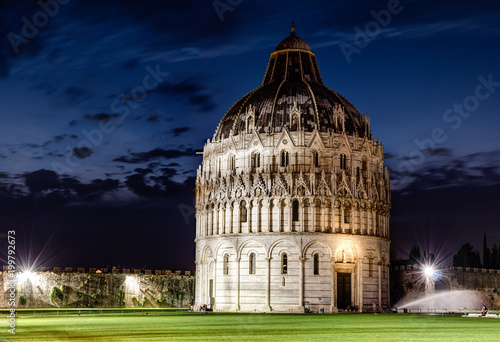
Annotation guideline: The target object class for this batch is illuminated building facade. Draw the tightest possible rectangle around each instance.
[195,27,391,313]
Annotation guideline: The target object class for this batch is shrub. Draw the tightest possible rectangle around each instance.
[49,286,63,300]
[156,293,165,304]
[77,292,83,299]
[178,292,184,301]
[20,294,27,305]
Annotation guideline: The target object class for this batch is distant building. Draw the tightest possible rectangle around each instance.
[195,26,391,313]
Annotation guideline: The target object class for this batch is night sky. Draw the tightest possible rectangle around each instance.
[1,1,499,271]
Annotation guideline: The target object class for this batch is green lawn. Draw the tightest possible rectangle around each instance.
[4,313,500,341]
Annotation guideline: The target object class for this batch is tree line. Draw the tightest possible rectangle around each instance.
[453,233,500,269]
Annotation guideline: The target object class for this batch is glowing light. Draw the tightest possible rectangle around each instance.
[423,266,435,278]
[125,276,137,286]
[125,276,140,294]
[17,270,37,283]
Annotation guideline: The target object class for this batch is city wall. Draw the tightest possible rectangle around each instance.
[391,265,500,309]
[1,267,195,309]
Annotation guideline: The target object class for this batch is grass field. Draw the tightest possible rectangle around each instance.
[3,312,500,341]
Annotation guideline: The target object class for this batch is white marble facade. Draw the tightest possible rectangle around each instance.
[194,29,391,313]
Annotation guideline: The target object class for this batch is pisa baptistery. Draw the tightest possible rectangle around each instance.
[195,26,391,313]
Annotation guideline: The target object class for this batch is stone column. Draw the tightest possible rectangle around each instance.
[236,257,241,311]
[287,202,292,232]
[214,209,219,234]
[236,206,241,234]
[330,258,337,312]
[359,258,364,312]
[351,208,355,233]
[248,202,253,233]
[213,258,217,309]
[312,203,316,232]
[340,206,345,233]
[386,263,390,308]
[263,200,270,232]
[300,202,305,232]
[278,201,282,232]
[222,208,226,234]
[229,205,233,234]
[321,204,326,232]
[266,257,271,311]
[195,260,201,309]
[299,256,304,308]
[378,261,382,311]
[258,202,262,232]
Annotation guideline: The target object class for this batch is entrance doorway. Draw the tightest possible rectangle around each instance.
[337,273,351,310]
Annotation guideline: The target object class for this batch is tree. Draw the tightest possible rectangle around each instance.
[453,243,481,268]
[483,232,491,269]
[492,244,500,269]
[408,246,422,264]
[390,248,398,266]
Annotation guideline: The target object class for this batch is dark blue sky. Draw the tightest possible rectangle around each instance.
[1,0,499,270]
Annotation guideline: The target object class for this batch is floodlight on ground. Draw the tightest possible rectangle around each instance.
[423,266,435,278]
[17,270,37,283]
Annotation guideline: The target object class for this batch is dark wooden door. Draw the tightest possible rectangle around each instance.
[337,273,351,310]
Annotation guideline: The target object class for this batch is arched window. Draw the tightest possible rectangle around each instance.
[313,151,319,167]
[247,116,254,132]
[240,201,247,223]
[291,114,299,131]
[344,207,351,224]
[292,200,299,222]
[228,155,235,171]
[313,253,319,275]
[251,152,260,168]
[281,151,289,167]
[281,253,288,274]
[223,254,229,275]
[362,156,368,172]
[249,253,256,274]
[340,154,347,170]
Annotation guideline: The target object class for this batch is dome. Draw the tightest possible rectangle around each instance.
[274,31,311,51]
[213,27,370,141]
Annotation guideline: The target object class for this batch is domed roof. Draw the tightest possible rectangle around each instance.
[213,27,371,141]
[274,26,311,51]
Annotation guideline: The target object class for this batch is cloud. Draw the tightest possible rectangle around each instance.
[146,114,160,122]
[72,147,93,159]
[64,86,91,104]
[113,148,197,164]
[170,127,190,137]
[125,168,193,198]
[24,169,60,193]
[388,149,500,192]
[153,78,216,112]
[422,148,453,157]
[84,113,121,122]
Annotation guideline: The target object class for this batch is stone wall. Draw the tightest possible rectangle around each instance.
[1,270,195,309]
[391,265,500,309]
